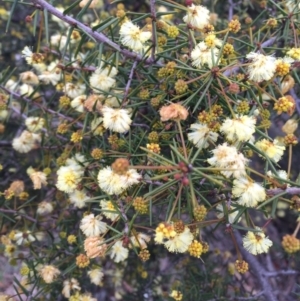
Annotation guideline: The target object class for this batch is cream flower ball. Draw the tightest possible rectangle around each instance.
[183,4,210,30]
[25,117,45,132]
[164,227,194,253]
[110,240,129,263]
[89,67,117,92]
[69,189,89,208]
[191,41,219,69]
[101,106,132,133]
[207,143,248,178]
[100,200,119,220]
[220,115,256,143]
[232,177,266,207]
[71,95,87,113]
[119,20,152,51]
[243,227,273,255]
[38,265,60,284]
[255,138,285,163]
[63,83,85,99]
[80,213,107,237]
[246,52,276,82]
[97,166,140,195]
[56,165,83,193]
[12,130,41,153]
[188,122,218,149]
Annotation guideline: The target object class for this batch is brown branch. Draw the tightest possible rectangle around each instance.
[0,85,83,128]
[0,208,37,223]
[267,186,300,196]
[31,0,160,65]
[149,0,157,61]
[123,60,138,104]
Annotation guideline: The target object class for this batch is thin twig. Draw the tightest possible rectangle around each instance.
[0,85,83,128]
[263,270,299,277]
[150,0,157,61]
[123,60,138,103]
[289,88,300,115]
[267,186,300,196]
[0,208,37,223]
[31,0,161,65]
[228,0,234,20]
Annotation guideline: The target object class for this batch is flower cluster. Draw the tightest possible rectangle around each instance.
[1,0,299,300]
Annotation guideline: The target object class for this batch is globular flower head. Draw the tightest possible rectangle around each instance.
[207,143,248,178]
[39,265,60,283]
[101,106,132,133]
[155,222,193,253]
[88,269,104,286]
[235,260,249,274]
[220,115,256,143]
[130,232,150,249]
[286,47,300,60]
[188,122,218,149]
[183,4,210,30]
[232,177,266,207]
[100,199,119,220]
[21,46,45,65]
[37,201,53,216]
[191,41,219,69]
[159,103,188,122]
[255,139,285,163]
[110,240,129,263]
[282,119,298,134]
[63,83,85,99]
[119,20,152,51]
[12,130,41,153]
[281,234,300,253]
[246,52,276,82]
[84,236,107,258]
[97,166,141,195]
[38,69,61,85]
[62,278,81,298]
[274,96,295,115]
[69,189,89,208]
[79,0,102,8]
[164,225,193,253]
[97,167,124,195]
[13,230,36,245]
[28,169,47,190]
[20,71,39,85]
[170,290,183,301]
[275,58,291,77]
[243,227,273,255]
[56,165,83,194]
[71,95,87,113]
[25,117,45,132]
[80,214,107,237]
[89,67,117,92]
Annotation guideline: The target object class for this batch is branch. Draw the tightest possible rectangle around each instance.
[0,208,37,223]
[267,186,300,196]
[289,88,300,115]
[31,0,159,65]
[0,85,83,128]
[123,60,138,103]
[150,0,157,61]
[263,270,299,277]
[228,0,234,20]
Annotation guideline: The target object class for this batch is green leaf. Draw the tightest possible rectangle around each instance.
[6,0,18,33]
[63,0,82,15]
